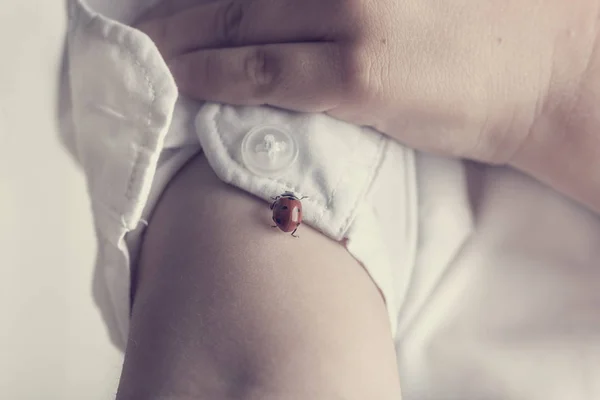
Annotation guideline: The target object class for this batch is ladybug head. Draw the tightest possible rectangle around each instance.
[281,191,298,200]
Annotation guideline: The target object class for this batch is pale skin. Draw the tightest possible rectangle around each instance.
[117,0,600,398]
[117,153,402,399]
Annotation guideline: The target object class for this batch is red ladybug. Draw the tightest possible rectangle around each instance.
[270,192,306,237]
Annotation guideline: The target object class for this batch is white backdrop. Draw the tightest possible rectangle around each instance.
[3,1,600,400]
[0,1,123,398]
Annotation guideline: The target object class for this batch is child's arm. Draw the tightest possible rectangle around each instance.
[115,152,402,400]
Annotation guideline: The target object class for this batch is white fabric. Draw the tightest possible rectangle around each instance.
[64,0,600,399]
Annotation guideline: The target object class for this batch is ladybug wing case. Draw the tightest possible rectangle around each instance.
[273,198,303,232]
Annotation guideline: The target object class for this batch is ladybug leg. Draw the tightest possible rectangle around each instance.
[299,196,309,200]
[272,225,278,229]
[270,196,281,210]
[291,227,299,238]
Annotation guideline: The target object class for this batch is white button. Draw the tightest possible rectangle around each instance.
[241,126,299,176]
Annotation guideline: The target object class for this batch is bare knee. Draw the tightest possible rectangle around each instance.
[116,153,401,400]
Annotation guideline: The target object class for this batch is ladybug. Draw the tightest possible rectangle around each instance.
[270,192,307,237]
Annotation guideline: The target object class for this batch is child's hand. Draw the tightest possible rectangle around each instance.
[136,0,600,167]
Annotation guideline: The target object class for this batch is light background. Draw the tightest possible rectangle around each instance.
[0,1,123,398]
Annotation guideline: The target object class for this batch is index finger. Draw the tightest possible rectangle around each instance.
[136,0,352,59]
[136,0,205,22]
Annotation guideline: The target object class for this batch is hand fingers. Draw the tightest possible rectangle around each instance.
[137,0,212,22]
[169,42,346,112]
[137,0,355,59]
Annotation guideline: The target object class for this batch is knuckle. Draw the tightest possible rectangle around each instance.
[218,0,245,45]
[199,55,216,88]
[244,48,279,98]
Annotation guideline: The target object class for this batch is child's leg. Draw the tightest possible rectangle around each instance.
[116,152,402,400]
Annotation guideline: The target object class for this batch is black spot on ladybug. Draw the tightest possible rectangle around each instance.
[281,206,288,210]
[276,218,282,224]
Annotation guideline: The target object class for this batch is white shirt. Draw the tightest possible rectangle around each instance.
[65,0,600,398]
